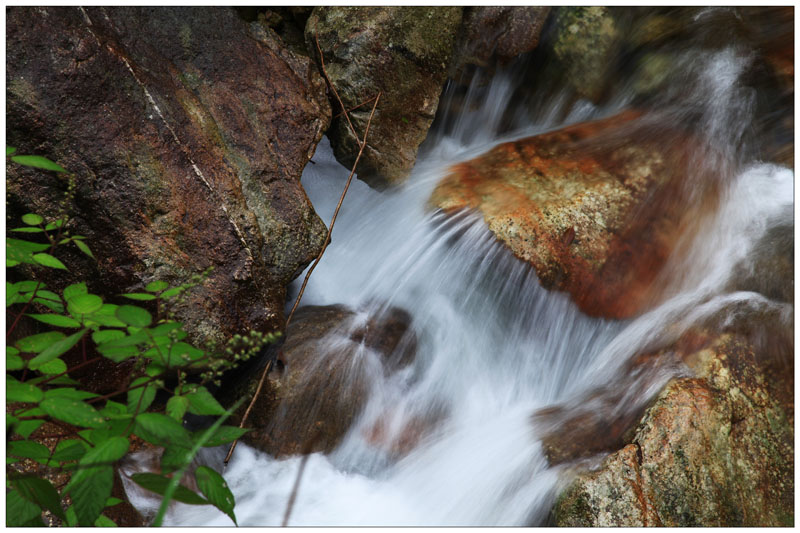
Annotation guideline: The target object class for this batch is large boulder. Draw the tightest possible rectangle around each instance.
[6,7,331,345]
[236,304,416,457]
[552,333,794,527]
[430,110,703,319]
[305,7,463,188]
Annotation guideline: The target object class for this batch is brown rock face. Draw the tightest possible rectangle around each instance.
[6,7,331,345]
[238,304,416,457]
[451,7,551,72]
[553,334,794,527]
[431,110,708,319]
[306,7,463,188]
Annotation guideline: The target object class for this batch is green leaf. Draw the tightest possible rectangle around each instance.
[115,305,152,327]
[34,289,62,302]
[193,425,249,448]
[12,475,67,521]
[64,283,88,301]
[15,331,65,353]
[51,439,87,463]
[127,377,156,414]
[95,515,117,527]
[8,440,51,464]
[185,386,225,416]
[130,473,209,505]
[7,146,17,155]
[159,287,185,300]
[45,388,99,401]
[145,280,169,293]
[69,466,112,526]
[6,489,42,526]
[92,329,125,344]
[44,219,65,231]
[65,506,78,526]
[33,298,65,313]
[21,213,44,226]
[74,239,94,258]
[169,341,204,366]
[32,253,67,270]
[78,436,129,470]
[166,395,189,422]
[39,397,105,428]
[145,361,166,376]
[133,413,193,449]
[11,154,68,173]
[67,294,103,315]
[121,293,156,301]
[97,344,139,363]
[7,377,44,403]
[7,353,24,370]
[37,358,68,375]
[29,329,86,369]
[28,313,81,328]
[106,497,123,507]
[7,238,50,253]
[10,226,44,233]
[86,304,127,328]
[159,445,192,474]
[195,466,237,525]
[12,419,46,439]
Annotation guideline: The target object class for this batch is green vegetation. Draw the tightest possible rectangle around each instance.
[6,149,275,526]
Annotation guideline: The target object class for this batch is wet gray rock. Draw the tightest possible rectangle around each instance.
[237,304,417,456]
[305,6,463,188]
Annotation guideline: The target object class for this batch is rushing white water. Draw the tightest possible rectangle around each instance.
[127,39,793,527]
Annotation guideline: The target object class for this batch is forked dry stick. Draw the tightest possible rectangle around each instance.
[224,47,382,467]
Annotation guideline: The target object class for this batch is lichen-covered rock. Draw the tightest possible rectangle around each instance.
[450,7,550,73]
[306,6,463,188]
[553,334,794,527]
[6,7,331,345]
[551,7,621,102]
[430,110,700,319]
[237,304,416,457]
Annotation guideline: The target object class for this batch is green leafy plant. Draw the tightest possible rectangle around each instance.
[6,149,275,526]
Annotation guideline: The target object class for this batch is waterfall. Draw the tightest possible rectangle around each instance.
[126,11,792,527]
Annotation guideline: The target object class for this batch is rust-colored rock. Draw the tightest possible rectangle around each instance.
[431,110,706,319]
[6,7,331,346]
[237,304,417,457]
[553,333,794,527]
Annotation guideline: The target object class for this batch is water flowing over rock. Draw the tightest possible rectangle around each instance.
[236,304,416,457]
[552,333,794,527]
[305,6,463,188]
[6,7,331,345]
[430,110,702,319]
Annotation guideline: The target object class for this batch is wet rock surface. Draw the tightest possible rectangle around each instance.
[552,333,794,527]
[6,6,331,346]
[306,6,463,188]
[236,304,416,457]
[430,110,703,319]
[450,7,550,75]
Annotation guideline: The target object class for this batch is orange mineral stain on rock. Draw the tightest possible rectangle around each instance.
[430,110,713,319]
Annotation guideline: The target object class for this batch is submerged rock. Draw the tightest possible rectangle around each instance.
[552,333,794,527]
[430,110,703,319]
[6,7,331,345]
[238,304,416,457]
[306,6,463,188]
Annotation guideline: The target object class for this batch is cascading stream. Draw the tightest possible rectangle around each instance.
[126,19,792,526]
